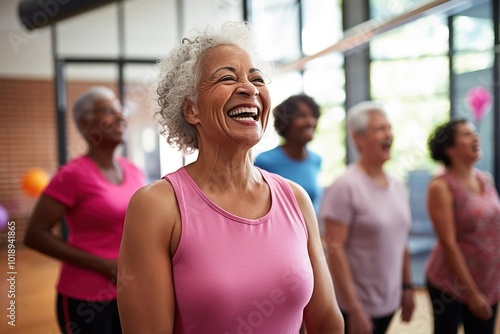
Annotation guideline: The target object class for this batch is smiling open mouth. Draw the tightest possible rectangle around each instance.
[228,107,259,121]
[381,140,392,150]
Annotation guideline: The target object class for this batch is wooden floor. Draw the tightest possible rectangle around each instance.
[1,247,499,334]
[1,247,61,334]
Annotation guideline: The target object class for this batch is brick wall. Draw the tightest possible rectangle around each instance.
[0,78,117,246]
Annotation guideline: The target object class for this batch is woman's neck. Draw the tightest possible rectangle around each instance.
[86,147,118,169]
[447,161,483,194]
[447,161,475,180]
[357,157,388,188]
[187,147,258,190]
[357,157,384,177]
[281,142,308,161]
[86,146,123,184]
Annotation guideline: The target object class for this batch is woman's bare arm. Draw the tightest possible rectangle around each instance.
[118,180,181,333]
[427,178,493,319]
[25,195,117,280]
[324,218,373,334]
[289,181,344,334]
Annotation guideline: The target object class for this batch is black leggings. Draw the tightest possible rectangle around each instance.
[341,310,395,334]
[56,293,122,334]
[427,282,498,334]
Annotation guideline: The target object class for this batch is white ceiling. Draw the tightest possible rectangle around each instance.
[0,0,243,79]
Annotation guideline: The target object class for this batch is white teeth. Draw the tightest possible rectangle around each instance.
[228,107,258,117]
[232,116,255,121]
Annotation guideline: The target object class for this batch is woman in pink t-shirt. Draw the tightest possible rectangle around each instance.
[426,118,500,334]
[25,86,145,334]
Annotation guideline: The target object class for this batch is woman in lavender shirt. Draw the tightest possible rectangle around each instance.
[320,101,415,334]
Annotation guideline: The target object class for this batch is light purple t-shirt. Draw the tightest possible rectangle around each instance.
[165,167,314,334]
[319,163,411,317]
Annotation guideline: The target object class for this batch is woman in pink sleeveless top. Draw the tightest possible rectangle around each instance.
[426,118,500,334]
[117,22,344,334]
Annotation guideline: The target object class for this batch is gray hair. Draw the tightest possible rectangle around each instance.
[156,21,266,153]
[73,86,117,127]
[346,101,387,136]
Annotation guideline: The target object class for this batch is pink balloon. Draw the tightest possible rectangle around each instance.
[466,86,491,122]
[0,204,8,231]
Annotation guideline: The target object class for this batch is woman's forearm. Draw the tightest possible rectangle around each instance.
[25,228,110,275]
[326,245,363,312]
[440,242,481,298]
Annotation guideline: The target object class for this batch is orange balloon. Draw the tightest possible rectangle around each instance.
[22,168,50,197]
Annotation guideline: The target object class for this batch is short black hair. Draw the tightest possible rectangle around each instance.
[273,94,320,138]
[428,118,469,167]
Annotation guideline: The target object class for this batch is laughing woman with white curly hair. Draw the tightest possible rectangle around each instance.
[117,21,343,334]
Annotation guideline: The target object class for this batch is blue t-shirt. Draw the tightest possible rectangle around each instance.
[254,146,322,212]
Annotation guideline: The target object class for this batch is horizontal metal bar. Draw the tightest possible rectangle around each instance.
[277,0,473,73]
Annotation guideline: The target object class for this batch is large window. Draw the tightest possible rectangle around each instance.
[369,0,496,181]
[370,15,450,180]
[249,0,345,186]
[450,3,495,175]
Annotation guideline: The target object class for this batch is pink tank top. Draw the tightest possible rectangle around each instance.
[426,170,500,304]
[164,167,314,334]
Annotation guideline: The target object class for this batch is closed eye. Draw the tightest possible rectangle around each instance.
[251,76,265,84]
[220,75,236,82]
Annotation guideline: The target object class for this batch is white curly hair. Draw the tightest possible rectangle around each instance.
[156,21,267,153]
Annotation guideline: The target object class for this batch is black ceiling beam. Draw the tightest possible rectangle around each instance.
[60,57,157,64]
[18,0,119,30]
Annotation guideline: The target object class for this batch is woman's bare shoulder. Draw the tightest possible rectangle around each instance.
[126,179,179,230]
[428,176,449,194]
[132,178,178,204]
